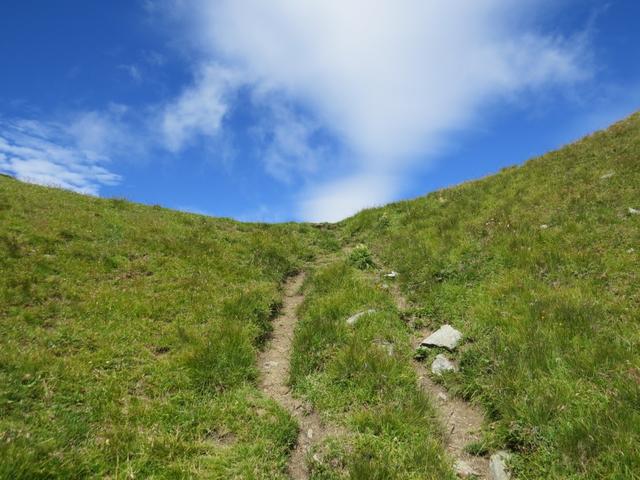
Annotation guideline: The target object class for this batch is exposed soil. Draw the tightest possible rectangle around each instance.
[258,272,340,479]
[389,281,490,478]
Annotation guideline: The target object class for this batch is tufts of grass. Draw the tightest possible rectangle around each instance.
[342,112,640,478]
[348,244,376,270]
[0,176,331,478]
[292,259,455,479]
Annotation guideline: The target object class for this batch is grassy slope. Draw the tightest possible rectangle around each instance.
[1,112,639,479]
[290,259,453,479]
[0,177,337,479]
[342,113,640,478]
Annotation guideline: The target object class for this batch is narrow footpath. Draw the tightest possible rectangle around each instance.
[257,272,337,479]
[390,282,491,478]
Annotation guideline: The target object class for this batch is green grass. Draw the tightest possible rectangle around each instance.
[1,111,639,478]
[290,260,454,479]
[0,178,335,478]
[342,112,640,478]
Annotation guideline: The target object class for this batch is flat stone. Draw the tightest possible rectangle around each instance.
[346,309,376,326]
[431,354,458,375]
[420,324,463,350]
[489,451,512,480]
[629,207,640,215]
[600,172,615,179]
[385,271,399,278]
[454,459,478,478]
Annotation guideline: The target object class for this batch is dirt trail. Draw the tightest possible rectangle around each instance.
[258,272,338,479]
[388,281,490,478]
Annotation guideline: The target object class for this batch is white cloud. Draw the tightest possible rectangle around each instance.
[299,173,398,223]
[169,0,590,220]
[160,64,240,152]
[252,102,326,183]
[0,118,121,194]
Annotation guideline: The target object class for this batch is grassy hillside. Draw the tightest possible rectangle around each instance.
[291,259,453,479]
[342,113,640,478]
[1,112,639,479]
[0,177,336,478]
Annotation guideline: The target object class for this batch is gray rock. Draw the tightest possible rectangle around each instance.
[437,391,449,402]
[385,271,399,278]
[489,451,511,480]
[454,459,478,478]
[431,354,458,375]
[346,309,376,326]
[629,207,640,215]
[420,324,463,350]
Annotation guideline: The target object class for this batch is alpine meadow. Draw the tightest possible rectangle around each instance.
[1,112,639,479]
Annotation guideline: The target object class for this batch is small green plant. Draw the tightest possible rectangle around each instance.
[348,244,375,270]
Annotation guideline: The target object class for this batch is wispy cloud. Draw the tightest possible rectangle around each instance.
[160,64,240,152]
[118,64,143,82]
[0,118,121,194]
[252,101,328,183]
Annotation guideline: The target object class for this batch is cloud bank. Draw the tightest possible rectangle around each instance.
[169,0,589,220]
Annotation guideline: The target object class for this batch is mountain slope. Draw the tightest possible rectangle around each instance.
[1,112,639,479]
[0,178,337,478]
[342,112,640,478]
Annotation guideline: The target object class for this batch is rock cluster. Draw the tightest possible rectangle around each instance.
[420,324,462,350]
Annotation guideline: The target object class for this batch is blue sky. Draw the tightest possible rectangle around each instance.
[1,1,639,222]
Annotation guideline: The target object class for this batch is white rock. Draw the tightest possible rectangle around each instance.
[540,224,549,229]
[600,172,615,179]
[346,309,377,326]
[431,354,458,375]
[420,325,463,350]
[437,392,449,402]
[385,271,399,278]
[454,459,478,478]
[489,451,512,480]
[306,428,314,439]
[629,207,640,215]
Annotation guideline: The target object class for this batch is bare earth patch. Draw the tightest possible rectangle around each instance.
[389,281,490,478]
[258,272,340,479]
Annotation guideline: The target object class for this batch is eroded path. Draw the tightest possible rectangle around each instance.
[257,272,335,479]
[390,282,491,478]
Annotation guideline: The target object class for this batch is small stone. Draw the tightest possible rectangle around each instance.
[489,451,512,480]
[437,392,448,402]
[385,271,399,278]
[540,224,549,229]
[420,324,463,350]
[600,172,615,179]
[346,309,376,326]
[628,248,635,253]
[454,459,478,478]
[431,354,458,375]
[629,207,640,215]
[263,361,278,368]
[306,428,314,439]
